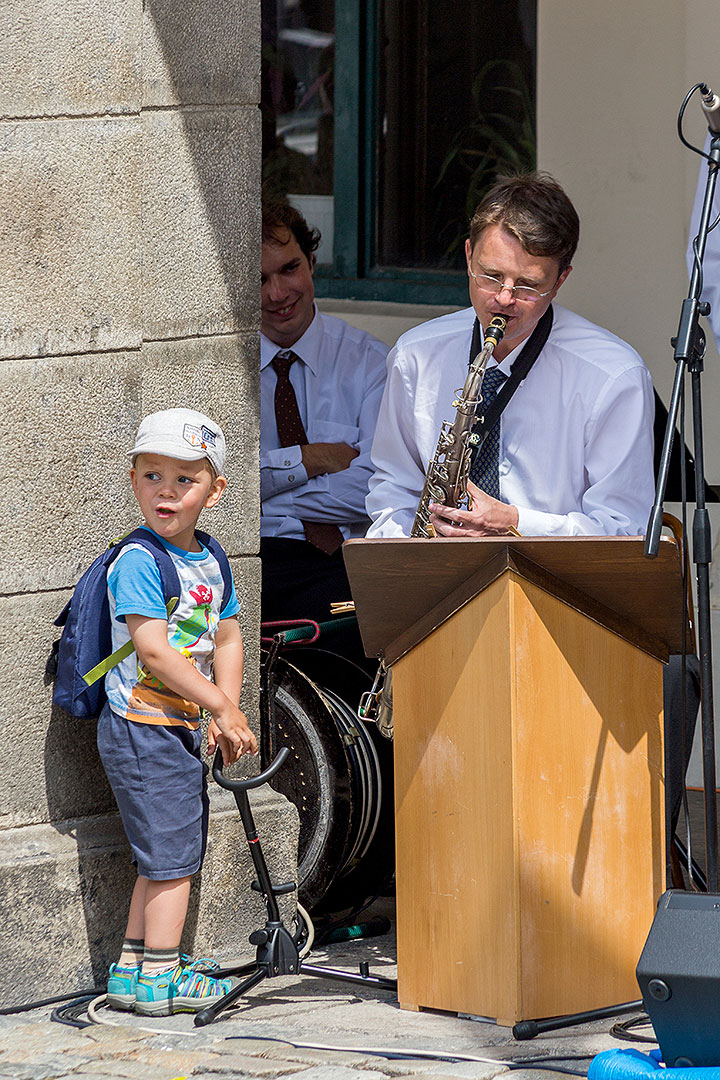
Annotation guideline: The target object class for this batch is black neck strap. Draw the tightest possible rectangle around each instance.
[469,304,554,445]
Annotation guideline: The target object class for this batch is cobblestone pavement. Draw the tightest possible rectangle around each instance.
[0,902,653,1080]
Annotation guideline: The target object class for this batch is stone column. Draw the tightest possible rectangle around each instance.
[0,0,297,1004]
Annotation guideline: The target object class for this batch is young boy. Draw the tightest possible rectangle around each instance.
[98,407,257,1016]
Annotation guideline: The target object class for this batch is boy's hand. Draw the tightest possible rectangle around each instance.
[208,707,257,767]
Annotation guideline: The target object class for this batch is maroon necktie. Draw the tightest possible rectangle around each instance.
[272,351,344,555]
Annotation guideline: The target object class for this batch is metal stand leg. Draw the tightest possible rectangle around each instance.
[193,749,397,1027]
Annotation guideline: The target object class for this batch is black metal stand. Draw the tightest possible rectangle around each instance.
[193,748,396,1027]
[512,1000,643,1041]
[645,124,720,891]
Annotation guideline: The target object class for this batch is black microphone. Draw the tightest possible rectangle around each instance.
[700,83,720,133]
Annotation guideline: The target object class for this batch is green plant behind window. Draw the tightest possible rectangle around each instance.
[435,58,536,264]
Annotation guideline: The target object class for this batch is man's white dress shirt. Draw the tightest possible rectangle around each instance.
[261,308,389,541]
[367,304,655,538]
[688,133,720,344]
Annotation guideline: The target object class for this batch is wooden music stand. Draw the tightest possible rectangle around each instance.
[344,536,685,1026]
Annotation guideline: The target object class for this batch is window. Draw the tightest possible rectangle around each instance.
[262,0,536,304]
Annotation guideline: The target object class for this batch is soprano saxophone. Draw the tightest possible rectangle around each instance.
[359,314,508,739]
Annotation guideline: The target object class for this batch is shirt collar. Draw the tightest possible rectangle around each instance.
[490,336,527,377]
[260,306,322,375]
[479,319,540,377]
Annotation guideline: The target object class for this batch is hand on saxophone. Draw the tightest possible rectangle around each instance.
[429,480,520,537]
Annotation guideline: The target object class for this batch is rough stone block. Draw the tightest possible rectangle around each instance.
[143,0,259,107]
[0,352,141,594]
[0,814,135,1008]
[142,107,259,341]
[0,0,141,119]
[0,117,142,359]
[139,334,260,555]
[0,589,117,830]
[189,789,300,962]
[230,554,262,725]
[0,336,259,593]
[0,788,298,1007]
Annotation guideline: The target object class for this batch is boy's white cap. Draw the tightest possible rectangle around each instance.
[129,408,226,475]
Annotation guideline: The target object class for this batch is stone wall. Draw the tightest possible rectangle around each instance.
[0,0,298,1005]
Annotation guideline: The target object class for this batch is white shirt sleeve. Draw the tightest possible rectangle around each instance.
[260,444,307,500]
[263,354,387,524]
[260,314,390,539]
[367,346,427,537]
[514,365,656,536]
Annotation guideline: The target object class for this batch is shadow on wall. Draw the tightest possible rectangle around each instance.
[35,1,253,987]
[143,0,259,330]
[43,699,124,983]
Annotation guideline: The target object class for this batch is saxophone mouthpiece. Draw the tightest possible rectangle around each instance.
[484,315,508,345]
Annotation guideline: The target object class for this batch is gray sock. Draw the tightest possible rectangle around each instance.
[141,947,180,976]
[117,937,144,968]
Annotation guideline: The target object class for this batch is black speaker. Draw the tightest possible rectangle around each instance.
[636,889,720,1066]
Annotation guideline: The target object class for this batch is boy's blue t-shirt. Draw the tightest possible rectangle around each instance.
[105,528,239,728]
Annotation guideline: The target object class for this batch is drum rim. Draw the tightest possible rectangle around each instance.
[263,648,393,913]
[269,657,355,908]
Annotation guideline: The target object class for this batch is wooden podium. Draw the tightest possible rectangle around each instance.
[344,536,685,1025]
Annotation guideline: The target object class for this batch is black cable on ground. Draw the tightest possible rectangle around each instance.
[1,988,104,1016]
[225,1034,589,1074]
[50,995,99,1029]
[609,1015,656,1044]
[609,1014,657,1044]
[523,1055,595,1063]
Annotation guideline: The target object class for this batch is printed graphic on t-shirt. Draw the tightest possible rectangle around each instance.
[125,581,215,726]
[171,584,214,650]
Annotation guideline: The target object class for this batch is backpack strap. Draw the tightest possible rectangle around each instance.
[195,529,234,614]
[81,528,181,688]
[121,529,182,609]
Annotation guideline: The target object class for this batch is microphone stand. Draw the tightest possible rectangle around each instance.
[645,126,720,891]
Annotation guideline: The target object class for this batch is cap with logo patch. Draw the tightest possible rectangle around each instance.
[129,408,226,475]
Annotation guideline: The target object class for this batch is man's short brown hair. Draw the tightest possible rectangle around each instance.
[469,172,580,271]
[262,196,321,263]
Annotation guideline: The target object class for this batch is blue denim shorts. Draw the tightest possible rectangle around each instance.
[97,704,209,880]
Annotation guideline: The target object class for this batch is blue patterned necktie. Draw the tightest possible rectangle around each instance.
[468,367,508,500]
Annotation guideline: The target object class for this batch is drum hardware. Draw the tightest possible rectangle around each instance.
[260,620,394,914]
[194,747,397,1027]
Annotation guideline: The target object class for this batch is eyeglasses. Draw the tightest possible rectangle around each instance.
[468,268,557,303]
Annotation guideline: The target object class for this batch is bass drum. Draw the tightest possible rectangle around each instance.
[265,647,394,914]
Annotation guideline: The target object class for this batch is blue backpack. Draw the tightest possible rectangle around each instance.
[52,527,233,719]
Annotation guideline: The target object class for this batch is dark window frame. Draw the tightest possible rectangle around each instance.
[267,0,537,305]
[313,0,469,304]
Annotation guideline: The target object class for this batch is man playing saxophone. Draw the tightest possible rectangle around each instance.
[366,173,655,539]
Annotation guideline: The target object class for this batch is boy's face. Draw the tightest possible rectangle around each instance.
[131,453,226,551]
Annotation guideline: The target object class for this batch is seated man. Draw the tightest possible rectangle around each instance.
[367,172,655,540]
[260,198,389,657]
[367,172,692,870]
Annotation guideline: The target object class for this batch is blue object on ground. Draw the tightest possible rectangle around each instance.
[589,1049,720,1080]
